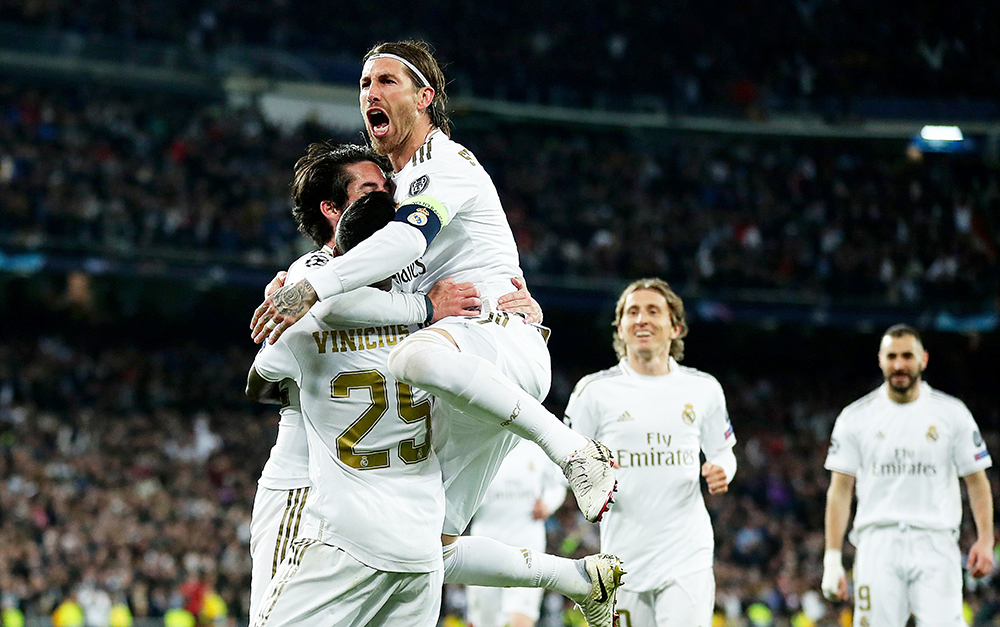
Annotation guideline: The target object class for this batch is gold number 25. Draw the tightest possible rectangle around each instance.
[333,370,431,470]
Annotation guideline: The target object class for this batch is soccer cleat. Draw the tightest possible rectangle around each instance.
[573,553,626,627]
[561,438,617,522]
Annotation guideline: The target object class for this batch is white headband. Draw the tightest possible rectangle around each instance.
[366,53,432,89]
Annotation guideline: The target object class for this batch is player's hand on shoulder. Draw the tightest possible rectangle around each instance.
[251,279,319,344]
[968,537,995,578]
[701,462,729,495]
[427,278,481,323]
[497,277,543,324]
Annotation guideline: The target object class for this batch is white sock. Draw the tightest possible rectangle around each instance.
[442,536,591,600]
[388,336,587,463]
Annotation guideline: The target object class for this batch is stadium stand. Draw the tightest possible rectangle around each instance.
[1,3,998,625]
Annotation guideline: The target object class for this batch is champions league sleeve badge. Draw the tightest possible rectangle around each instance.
[409,175,430,197]
[304,252,330,267]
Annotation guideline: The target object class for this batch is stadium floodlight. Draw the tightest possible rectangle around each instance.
[919,125,964,141]
[911,125,973,155]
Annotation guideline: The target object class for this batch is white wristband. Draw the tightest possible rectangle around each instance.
[823,549,843,568]
[821,549,846,601]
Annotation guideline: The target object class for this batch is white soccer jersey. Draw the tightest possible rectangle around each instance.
[470,439,567,549]
[825,382,991,532]
[257,246,429,489]
[565,359,736,591]
[253,313,445,573]
[255,249,328,491]
[257,383,310,490]
[389,129,523,307]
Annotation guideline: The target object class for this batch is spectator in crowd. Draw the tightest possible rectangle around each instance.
[2,327,997,625]
[2,0,998,113]
[1,86,996,309]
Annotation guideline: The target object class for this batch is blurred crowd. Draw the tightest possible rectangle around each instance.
[2,329,1000,626]
[0,336,267,626]
[2,0,999,113]
[2,85,997,309]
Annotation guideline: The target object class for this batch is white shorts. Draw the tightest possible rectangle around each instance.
[431,312,551,401]
[249,485,311,621]
[252,539,443,627]
[853,526,964,627]
[615,568,715,627]
[466,586,544,627]
[429,313,552,536]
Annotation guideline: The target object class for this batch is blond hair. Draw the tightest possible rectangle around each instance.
[612,278,688,361]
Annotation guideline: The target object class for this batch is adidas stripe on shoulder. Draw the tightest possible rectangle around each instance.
[573,364,625,396]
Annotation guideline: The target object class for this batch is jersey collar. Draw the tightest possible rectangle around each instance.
[879,381,931,406]
[620,357,677,379]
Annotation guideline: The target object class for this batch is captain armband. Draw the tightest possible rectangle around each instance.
[394,195,448,245]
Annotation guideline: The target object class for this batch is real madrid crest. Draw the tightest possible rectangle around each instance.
[409,175,430,197]
[407,207,430,227]
[926,426,938,442]
[682,403,696,425]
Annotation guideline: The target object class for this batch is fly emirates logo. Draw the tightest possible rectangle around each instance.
[870,448,937,477]
[615,432,698,469]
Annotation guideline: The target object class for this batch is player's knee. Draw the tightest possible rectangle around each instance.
[387,332,456,389]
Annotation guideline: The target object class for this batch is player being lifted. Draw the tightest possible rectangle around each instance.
[252,144,622,626]
[246,142,485,622]
[250,40,618,551]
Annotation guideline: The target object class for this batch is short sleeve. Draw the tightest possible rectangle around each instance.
[564,379,601,440]
[400,158,479,226]
[824,410,860,476]
[952,403,992,477]
[700,379,736,456]
[253,339,301,385]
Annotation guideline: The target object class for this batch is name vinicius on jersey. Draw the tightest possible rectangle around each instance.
[311,325,412,354]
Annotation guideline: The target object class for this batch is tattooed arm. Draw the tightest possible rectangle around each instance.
[250,279,319,344]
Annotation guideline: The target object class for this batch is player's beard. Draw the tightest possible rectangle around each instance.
[886,368,922,394]
[369,106,418,157]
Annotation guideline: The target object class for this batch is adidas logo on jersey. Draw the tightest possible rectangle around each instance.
[617,411,633,422]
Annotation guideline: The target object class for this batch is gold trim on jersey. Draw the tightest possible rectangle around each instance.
[410,137,434,166]
[254,538,318,627]
[272,487,310,577]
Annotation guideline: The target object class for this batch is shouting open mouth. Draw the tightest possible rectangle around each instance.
[367,108,390,138]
